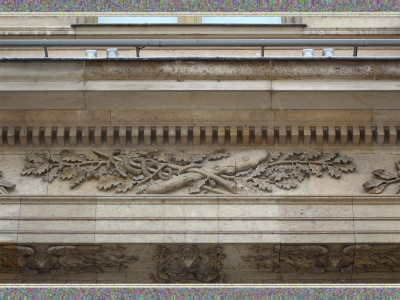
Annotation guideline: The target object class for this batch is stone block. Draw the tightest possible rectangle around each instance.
[85,91,270,110]
[0,110,26,126]
[26,110,110,127]
[274,109,372,125]
[271,91,400,110]
[0,62,84,82]
[0,91,85,110]
[270,60,375,80]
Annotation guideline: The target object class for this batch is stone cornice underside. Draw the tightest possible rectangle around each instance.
[1,124,399,148]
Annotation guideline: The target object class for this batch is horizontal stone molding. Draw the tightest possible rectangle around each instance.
[1,81,400,92]
[1,59,400,81]
[0,195,399,244]
[1,125,399,147]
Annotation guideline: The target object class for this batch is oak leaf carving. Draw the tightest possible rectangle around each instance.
[189,179,207,194]
[309,164,323,176]
[324,151,339,162]
[97,174,125,190]
[282,150,300,160]
[150,151,170,163]
[21,162,49,175]
[59,167,86,187]
[170,152,191,165]
[252,178,272,192]
[60,150,82,162]
[25,153,45,163]
[236,168,252,177]
[42,167,58,183]
[209,152,230,161]
[43,150,60,163]
[296,163,311,174]
[115,180,135,193]
[304,149,322,160]
[327,165,342,178]
[333,155,353,164]
[337,163,356,172]
[274,179,297,190]
[84,151,100,161]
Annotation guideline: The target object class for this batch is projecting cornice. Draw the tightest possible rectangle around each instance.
[0,59,399,110]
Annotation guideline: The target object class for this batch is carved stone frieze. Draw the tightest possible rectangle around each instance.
[0,245,137,275]
[242,245,355,274]
[153,245,225,283]
[363,161,400,194]
[20,149,355,194]
[0,171,15,194]
[344,245,400,273]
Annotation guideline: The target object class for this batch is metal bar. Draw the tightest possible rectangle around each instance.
[261,46,264,57]
[0,39,399,48]
[353,46,358,57]
[43,47,48,57]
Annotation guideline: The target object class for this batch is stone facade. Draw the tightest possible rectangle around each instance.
[0,16,400,283]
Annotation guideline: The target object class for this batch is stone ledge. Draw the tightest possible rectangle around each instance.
[0,195,399,244]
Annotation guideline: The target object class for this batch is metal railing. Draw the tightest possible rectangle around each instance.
[0,39,399,57]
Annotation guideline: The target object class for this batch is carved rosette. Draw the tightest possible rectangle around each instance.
[20,148,355,195]
[153,245,225,283]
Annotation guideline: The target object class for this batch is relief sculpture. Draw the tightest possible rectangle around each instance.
[0,170,15,194]
[242,245,354,274]
[343,245,400,273]
[20,149,355,194]
[0,245,137,275]
[363,160,400,194]
[153,245,225,283]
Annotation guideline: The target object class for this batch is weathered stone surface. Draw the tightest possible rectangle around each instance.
[0,243,399,283]
[0,91,85,110]
[0,62,84,82]
[85,91,270,110]
[271,91,400,110]
[85,61,271,81]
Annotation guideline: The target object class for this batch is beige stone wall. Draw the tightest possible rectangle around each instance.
[1,16,400,284]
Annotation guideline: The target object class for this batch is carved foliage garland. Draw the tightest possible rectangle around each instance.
[20,149,356,194]
[363,160,400,194]
[0,171,15,194]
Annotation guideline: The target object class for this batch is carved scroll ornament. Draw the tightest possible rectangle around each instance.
[243,244,400,274]
[20,149,355,195]
[0,245,137,275]
[363,160,400,194]
[0,171,15,194]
